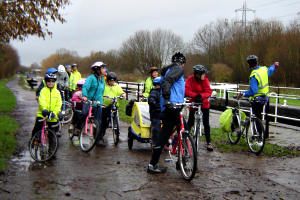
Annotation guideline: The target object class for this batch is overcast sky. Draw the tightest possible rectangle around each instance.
[10,0,300,66]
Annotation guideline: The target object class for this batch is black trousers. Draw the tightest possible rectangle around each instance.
[150,117,161,146]
[187,108,211,144]
[100,106,112,138]
[252,100,269,138]
[150,109,180,166]
[31,117,59,138]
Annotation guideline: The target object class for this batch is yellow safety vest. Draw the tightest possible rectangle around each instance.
[249,66,269,98]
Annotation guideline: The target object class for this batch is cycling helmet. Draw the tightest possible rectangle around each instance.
[65,64,71,69]
[46,67,58,75]
[107,72,117,81]
[76,79,85,88]
[171,52,186,64]
[149,66,158,73]
[57,64,65,73]
[72,63,78,67]
[44,73,57,81]
[193,65,208,75]
[153,77,161,85]
[246,55,258,67]
[91,61,106,69]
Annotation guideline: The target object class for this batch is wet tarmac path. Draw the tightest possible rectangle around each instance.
[1,78,300,199]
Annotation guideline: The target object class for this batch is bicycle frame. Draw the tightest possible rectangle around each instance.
[84,103,94,136]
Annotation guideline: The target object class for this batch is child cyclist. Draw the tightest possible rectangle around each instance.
[31,73,62,139]
[69,79,85,133]
[99,72,126,145]
[148,77,161,146]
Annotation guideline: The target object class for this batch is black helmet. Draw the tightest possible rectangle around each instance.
[107,72,117,81]
[193,65,208,75]
[171,52,186,64]
[246,55,258,67]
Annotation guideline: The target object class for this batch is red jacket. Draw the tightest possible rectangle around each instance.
[185,75,212,109]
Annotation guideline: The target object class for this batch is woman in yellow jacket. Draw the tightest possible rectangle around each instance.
[31,74,62,138]
[69,63,82,93]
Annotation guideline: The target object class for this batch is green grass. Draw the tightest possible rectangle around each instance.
[118,99,131,123]
[209,128,300,157]
[0,79,16,112]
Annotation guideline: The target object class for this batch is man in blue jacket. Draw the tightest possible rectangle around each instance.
[147,52,186,174]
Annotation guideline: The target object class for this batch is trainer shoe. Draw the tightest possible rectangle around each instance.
[68,124,74,133]
[147,164,167,174]
[207,143,213,151]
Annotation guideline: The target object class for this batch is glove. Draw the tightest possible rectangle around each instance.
[58,113,63,120]
[164,100,175,111]
[42,110,49,117]
[273,62,279,69]
[49,111,56,119]
[195,94,203,103]
[237,92,243,100]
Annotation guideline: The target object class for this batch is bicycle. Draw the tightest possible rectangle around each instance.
[164,102,197,181]
[227,96,266,155]
[187,102,203,153]
[103,95,123,145]
[60,90,73,124]
[78,100,103,152]
[29,115,59,162]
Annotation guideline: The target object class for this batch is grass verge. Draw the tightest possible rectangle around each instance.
[118,99,131,123]
[209,128,300,157]
[0,79,19,172]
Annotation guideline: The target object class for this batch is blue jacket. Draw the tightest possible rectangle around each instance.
[82,74,105,104]
[243,65,276,97]
[160,63,185,111]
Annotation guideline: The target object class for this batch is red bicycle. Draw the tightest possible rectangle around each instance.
[164,102,197,181]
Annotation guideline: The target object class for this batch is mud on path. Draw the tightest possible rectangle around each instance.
[1,78,300,199]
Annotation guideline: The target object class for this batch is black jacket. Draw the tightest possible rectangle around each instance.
[148,87,161,119]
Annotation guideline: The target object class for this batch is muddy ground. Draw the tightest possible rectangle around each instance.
[0,78,300,200]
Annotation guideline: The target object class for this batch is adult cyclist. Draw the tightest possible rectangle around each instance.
[69,63,82,95]
[237,55,279,138]
[147,52,186,174]
[185,65,213,151]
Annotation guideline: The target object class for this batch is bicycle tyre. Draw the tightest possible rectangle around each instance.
[227,113,242,144]
[178,132,197,181]
[29,129,58,162]
[112,113,120,145]
[246,117,265,155]
[128,127,133,150]
[79,117,99,152]
[61,104,73,124]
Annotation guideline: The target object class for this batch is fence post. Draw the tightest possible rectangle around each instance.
[225,90,228,106]
[126,83,128,100]
[137,83,140,102]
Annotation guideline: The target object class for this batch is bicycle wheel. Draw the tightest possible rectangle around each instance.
[29,129,58,162]
[227,113,242,144]
[178,132,197,181]
[246,117,265,155]
[79,118,99,152]
[112,113,120,145]
[190,119,201,152]
[61,103,73,124]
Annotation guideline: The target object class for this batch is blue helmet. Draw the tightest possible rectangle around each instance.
[44,73,57,81]
[46,67,58,75]
[153,77,161,85]
[65,64,71,69]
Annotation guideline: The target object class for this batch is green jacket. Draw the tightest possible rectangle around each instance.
[69,70,82,91]
[37,86,62,122]
[103,83,124,107]
[143,76,154,98]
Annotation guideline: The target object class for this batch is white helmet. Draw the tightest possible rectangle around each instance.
[58,64,65,73]
[91,61,106,68]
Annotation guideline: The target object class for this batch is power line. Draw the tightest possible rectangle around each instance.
[252,0,290,9]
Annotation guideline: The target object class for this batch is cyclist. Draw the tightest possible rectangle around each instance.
[31,73,62,138]
[69,63,82,95]
[69,79,85,133]
[142,66,159,98]
[57,64,69,98]
[148,77,161,146]
[65,64,72,99]
[81,61,106,142]
[237,55,279,138]
[36,67,61,100]
[147,52,186,174]
[185,65,213,151]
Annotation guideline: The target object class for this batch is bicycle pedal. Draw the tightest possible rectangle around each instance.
[164,159,173,162]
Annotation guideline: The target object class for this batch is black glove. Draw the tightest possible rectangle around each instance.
[195,94,203,103]
[49,111,56,119]
[58,113,63,120]
[164,100,175,111]
[42,110,49,117]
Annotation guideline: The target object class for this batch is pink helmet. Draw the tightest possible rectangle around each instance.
[76,79,85,88]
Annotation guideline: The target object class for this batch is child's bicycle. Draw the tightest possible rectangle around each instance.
[29,114,59,162]
[78,100,103,152]
[103,95,123,145]
[227,96,266,155]
[60,90,73,124]
[164,102,197,181]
